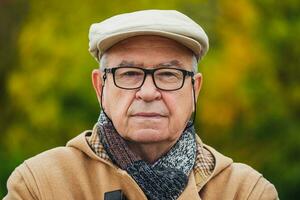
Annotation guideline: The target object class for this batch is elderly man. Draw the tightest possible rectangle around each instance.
[5,10,278,200]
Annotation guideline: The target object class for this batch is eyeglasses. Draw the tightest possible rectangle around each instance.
[103,66,194,91]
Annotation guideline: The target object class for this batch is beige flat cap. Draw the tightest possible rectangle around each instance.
[88,9,209,62]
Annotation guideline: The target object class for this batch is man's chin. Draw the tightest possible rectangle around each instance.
[124,129,167,144]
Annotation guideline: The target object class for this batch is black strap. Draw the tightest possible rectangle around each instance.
[104,190,127,200]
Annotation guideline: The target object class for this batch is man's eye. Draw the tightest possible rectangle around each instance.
[123,71,142,76]
[161,72,176,76]
[118,70,143,78]
[157,71,180,78]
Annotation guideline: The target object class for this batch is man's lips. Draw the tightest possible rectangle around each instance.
[131,112,167,118]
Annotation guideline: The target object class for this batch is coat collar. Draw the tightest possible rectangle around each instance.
[67,126,233,197]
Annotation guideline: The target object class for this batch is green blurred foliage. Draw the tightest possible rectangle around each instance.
[1,0,299,199]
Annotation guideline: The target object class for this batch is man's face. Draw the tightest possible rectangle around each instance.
[92,36,202,147]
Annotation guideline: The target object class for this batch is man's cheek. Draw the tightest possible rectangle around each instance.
[162,95,176,114]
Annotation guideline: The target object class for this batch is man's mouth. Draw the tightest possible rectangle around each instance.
[131,112,166,118]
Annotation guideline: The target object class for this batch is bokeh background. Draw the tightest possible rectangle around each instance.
[1,0,299,199]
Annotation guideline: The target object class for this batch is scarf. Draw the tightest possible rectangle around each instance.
[96,111,197,200]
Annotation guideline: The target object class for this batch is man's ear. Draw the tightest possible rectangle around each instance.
[193,72,203,102]
[92,69,103,105]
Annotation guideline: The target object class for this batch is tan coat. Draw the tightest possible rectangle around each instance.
[4,131,278,200]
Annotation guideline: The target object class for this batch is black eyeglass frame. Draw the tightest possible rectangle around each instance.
[103,66,194,91]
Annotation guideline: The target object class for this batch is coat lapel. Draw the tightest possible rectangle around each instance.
[178,171,201,200]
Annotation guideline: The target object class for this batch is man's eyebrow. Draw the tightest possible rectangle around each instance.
[156,60,184,68]
[117,60,144,67]
[116,60,184,68]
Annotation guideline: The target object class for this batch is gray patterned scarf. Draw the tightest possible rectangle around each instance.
[96,111,197,200]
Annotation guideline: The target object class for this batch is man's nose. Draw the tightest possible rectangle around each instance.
[135,74,162,101]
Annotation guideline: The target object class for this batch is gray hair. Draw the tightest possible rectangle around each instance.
[99,53,199,72]
[99,53,108,71]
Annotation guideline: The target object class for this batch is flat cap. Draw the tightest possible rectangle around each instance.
[88,9,209,62]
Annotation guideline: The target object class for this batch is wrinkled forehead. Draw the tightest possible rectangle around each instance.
[104,35,194,68]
